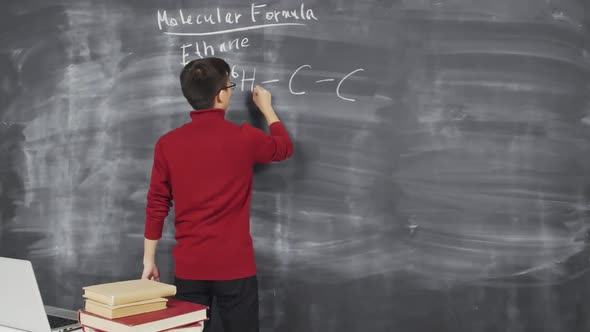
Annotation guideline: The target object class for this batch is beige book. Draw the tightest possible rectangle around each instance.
[83,279,176,306]
[84,297,168,319]
[163,321,204,332]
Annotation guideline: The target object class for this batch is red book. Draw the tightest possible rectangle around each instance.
[78,298,207,332]
[82,321,204,332]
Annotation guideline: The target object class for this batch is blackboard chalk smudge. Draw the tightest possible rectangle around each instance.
[407,224,420,237]
[375,94,393,101]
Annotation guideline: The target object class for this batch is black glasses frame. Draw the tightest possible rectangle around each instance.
[219,82,236,93]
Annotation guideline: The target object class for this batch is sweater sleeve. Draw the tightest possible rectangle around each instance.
[144,140,173,240]
[243,121,294,164]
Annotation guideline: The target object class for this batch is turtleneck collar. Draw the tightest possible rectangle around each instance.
[190,108,226,121]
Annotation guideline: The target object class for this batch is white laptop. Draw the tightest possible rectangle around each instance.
[0,257,81,332]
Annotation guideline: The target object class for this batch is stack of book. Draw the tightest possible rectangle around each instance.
[77,279,207,332]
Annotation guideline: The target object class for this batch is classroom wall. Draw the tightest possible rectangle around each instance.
[1,0,590,331]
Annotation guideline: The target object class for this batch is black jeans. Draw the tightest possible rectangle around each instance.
[174,275,259,332]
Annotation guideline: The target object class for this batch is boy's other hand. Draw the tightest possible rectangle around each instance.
[141,262,160,281]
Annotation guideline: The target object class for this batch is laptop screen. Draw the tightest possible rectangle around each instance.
[0,257,55,332]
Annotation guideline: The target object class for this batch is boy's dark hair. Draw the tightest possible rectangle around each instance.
[180,57,231,110]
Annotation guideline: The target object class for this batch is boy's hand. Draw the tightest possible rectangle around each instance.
[252,85,273,114]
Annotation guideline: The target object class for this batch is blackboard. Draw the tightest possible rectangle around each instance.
[2,0,590,331]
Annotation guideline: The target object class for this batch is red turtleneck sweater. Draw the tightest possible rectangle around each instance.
[144,108,293,280]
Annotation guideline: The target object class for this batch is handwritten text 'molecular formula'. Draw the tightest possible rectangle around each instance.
[157,3,318,35]
[156,3,319,63]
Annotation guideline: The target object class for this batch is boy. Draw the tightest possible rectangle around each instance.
[142,57,293,331]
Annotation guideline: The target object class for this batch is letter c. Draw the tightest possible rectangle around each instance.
[337,68,364,102]
[289,65,311,95]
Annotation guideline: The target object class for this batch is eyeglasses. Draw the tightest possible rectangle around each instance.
[219,82,236,92]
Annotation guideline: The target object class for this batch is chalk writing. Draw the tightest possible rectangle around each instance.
[157,3,317,36]
[230,64,365,102]
[181,38,250,64]
[161,3,318,62]
[336,68,365,102]
[155,4,367,102]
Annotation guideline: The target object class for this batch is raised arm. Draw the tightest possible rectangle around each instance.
[247,85,294,164]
